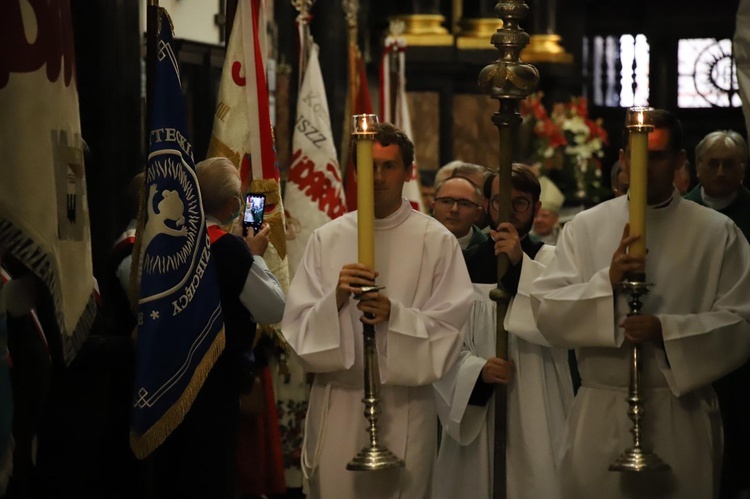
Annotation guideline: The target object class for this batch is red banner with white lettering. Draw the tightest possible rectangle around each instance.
[284,44,347,278]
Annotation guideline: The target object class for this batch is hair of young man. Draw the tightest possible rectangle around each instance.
[350,122,415,171]
[195,157,242,217]
[434,175,483,203]
[482,163,541,204]
[372,121,415,169]
[695,130,748,168]
[620,108,684,153]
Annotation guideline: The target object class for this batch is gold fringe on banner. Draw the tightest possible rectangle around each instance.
[129,328,226,459]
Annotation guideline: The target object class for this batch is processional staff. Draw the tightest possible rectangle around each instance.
[292,0,315,88]
[477,1,539,497]
[130,0,161,308]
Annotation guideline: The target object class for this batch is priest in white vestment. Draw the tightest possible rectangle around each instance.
[530,110,750,499]
[434,166,573,499]
[282,123,473,499]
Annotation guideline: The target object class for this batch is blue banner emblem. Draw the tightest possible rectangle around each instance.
[130,8,225,458]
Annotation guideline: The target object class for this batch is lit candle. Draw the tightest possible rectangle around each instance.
[625,107,653,263]
[354,114,379,269]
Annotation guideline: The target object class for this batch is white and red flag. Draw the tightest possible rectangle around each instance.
[0,0,96,364]
[380,34,426,213]
[208,0,288,290]
[284,44,347,278]
[342,46,374,211]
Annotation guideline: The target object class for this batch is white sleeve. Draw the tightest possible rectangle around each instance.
[530,221,624,349]
[656,225,750,396]
[505,247,553,347]
[116,255,132,295]
[239,255,286,325]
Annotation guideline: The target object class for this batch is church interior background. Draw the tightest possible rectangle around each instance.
[69,0,745,280]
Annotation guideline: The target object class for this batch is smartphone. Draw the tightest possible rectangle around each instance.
[243,193,266,236]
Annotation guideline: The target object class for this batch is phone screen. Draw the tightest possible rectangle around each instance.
[243,193,266,235]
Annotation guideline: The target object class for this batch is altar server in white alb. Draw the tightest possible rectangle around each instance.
[434,165,573,499]
[281,122,473,499]
[530,109,750,499]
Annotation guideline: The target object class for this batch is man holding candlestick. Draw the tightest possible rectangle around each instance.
[282,122,473,499]
[530,109,750,498]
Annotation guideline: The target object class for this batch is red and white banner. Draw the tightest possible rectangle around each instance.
[343,47,373,212]
[208,0,288,290]
[380,35,425,213]
[0,0,95,363]
[285,44,347,279]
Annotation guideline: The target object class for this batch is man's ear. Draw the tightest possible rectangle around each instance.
[473,205,482,223]
[674,150,687,172]
[533,200,542,219]
[404,162,414,182]
[619,149,630,176]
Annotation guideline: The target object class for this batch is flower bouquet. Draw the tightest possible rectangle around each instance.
[520,93,610,206]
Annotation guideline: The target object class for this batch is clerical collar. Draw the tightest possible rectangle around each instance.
[374,198,412,231]
[626,190,674,209]
[650,195,673,209]
[701,187,738,211]
[457,226,474,249]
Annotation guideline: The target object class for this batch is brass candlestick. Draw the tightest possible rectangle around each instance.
[609,280,670,472]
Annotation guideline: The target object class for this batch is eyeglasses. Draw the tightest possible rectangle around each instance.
[706,158,743,171]
[435,196,481,210]
[491,196,531,213]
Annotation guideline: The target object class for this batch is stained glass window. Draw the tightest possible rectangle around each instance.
[585,35,650,107]
[677,38,741,108]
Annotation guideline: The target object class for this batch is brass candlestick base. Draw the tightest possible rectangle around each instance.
[609,280,670,473]
[609,445,671,472]
[347,287,404,472]
[347,442,405,471]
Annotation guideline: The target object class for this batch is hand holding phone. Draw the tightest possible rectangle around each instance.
[245,223,271,256]
[243,193,266,236]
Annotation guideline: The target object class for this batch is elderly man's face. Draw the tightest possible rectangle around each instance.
[432,178,482,238]
[698,143,745,198]
[533,208,559,236]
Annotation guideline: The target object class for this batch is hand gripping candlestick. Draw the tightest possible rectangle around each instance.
[346,114,405,471]
[609,107,670,473]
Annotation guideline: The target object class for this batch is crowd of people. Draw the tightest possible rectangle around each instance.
[2,110,750,499]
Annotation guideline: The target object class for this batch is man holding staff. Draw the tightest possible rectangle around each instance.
[433,165,573,499]
[282,122,473,499]
[530,109,750,498]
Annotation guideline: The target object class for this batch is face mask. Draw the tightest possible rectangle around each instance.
[225,196,243,225]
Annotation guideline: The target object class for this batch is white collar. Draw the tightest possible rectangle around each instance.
[456,226,474,249]
[701,187,738,211]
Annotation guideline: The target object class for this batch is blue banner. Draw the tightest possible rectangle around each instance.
[130,8,225,458]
